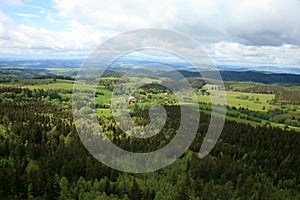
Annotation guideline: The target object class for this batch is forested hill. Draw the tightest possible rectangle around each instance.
[220,71,300,84]
[160,70,300,85]
[0,94,299,199]
[1,67,300,85]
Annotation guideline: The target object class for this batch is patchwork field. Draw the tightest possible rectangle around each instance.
[0,77,299,131]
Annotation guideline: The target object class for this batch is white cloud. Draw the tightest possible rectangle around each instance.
[0,10,11,40]
[0,9,11,23]
[52,0,300,46]
[207,42,300,66]
[0,23,9,40]
[0,0,300,67]
[13,12,39,18]
[0,23,108,57]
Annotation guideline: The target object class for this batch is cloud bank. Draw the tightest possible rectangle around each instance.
[0,0,300,67]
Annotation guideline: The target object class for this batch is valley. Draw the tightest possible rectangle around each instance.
[0,67,299,199]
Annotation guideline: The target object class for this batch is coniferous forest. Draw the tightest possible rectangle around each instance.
[2,0,300,199]
[0,86,299,199]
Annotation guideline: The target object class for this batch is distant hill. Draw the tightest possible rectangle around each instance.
[160,70,300,85]
[0,68,52,79]
[0,59,82,69]
[220,71,300,84]
[217,65,300,74]
[1,63,299,85]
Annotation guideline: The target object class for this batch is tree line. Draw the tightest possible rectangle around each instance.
[0,87,299,199]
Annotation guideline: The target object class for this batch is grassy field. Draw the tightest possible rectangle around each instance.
[96,108,112,117]
[198,90,276,112]
[226,91,275,111]
[1,77,299,131]
[0,79,74,89]
[0,79,276,112]
[95,86,112,104]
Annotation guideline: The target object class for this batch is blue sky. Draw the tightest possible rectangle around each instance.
[1,1,65,30]
[0,0,300,69]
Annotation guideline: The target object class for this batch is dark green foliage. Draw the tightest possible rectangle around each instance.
[160,70,300,85]
[0,86,62,101]
[0,87,299,199]
[129,178,143,200]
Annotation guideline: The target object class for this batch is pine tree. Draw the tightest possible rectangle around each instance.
[129,177,143,200]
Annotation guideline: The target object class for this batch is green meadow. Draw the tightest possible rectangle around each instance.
[0,77,299,131]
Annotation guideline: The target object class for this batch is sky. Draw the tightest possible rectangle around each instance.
[0,0,300,68]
